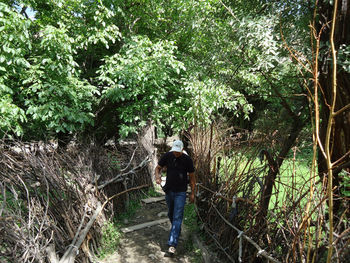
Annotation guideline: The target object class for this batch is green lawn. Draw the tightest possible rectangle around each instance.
[216,149,318,213]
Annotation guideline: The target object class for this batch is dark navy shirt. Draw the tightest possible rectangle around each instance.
[158,152,195,192]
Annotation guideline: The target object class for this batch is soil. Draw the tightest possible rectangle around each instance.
[102,197,202,263]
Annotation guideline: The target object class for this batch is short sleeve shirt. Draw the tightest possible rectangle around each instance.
[158,152,195,192]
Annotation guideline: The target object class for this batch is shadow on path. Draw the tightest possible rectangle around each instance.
[102,199,199,263]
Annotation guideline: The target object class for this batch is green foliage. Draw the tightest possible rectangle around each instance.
[235,15,281,71]
[184,78,252,126]
[0,2,31,136]
[0,0,122,139]
[339,171,350,197]
[183,203,199,232]
[98,221,122,258]
[23,25,98,135]
[0,96,26,137]
[31,0,122,49]
[338,44,350,73]
[116,199,141,223]
[0,0,311,144]
[98,35,186,137]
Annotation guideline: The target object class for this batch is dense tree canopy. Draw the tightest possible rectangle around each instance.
[1,0,349,262]
[1,0,348,175]
[0,0,253,141]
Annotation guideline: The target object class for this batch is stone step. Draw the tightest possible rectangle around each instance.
[141,196,165,204]
[121,218,169,233]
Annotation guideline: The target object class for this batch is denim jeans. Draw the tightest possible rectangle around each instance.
[165,190,187,248]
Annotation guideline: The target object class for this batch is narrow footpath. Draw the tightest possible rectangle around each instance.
[102,195,202,263]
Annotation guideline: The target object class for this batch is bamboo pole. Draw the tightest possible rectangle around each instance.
[326,0,338,261]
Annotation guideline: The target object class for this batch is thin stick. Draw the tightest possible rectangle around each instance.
[0,182,5,217]
[120,146,139,172]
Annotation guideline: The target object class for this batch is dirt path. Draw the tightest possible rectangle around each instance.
[102,196,201,263]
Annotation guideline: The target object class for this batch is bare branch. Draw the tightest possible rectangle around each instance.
[47,184,150,263]
[333,103,350,117]
[97,156,150,189]
[121,146,139,172]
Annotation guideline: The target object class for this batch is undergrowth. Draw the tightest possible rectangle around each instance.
[183,203,205,262]
[98,221,122,259]
[183,203,199,232]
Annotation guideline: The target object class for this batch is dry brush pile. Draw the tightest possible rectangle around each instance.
[0,140,151,263]
[187,123,349,263]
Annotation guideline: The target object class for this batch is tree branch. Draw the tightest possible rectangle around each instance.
[333,103,350,117]
[97,156,150,189]
[20,6,29,19]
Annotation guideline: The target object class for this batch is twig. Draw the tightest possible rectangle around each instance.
[37,176,50,239]
[66,208,87,256]
[202,222,235,263]
[121,146,139,172]
[333,103,350,117]
[219,0,239,21]
[0,182,5,216]
[326,0,339,261]
[60,202,103,263]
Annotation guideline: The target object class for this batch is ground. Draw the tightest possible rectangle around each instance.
[102,198,203,263]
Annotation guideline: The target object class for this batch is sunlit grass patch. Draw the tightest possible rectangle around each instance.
[97,221,122,259]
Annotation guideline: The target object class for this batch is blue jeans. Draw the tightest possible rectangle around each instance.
[165,191,187,248]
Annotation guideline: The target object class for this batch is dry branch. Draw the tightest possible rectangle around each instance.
[97,156,150,189]
[1,140,152,263]
[47,184,149,263]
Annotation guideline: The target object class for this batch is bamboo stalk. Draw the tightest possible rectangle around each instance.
[325,0,338,261]
[308,2,321,262]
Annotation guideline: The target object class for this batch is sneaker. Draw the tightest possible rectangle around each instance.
[168,246,176,255]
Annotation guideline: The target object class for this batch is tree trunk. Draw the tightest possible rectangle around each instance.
[259,116,305,223]
[317,0,350,213]
[139,121,157,183]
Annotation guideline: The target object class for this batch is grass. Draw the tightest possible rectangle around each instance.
[215,149,321,225]
[97,199,141,259]
[269,157,315,210]
[183,203,205,262]
[97,221,122,259]
[183,203,200,232]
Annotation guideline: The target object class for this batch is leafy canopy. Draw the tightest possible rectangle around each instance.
[0,0,314,141]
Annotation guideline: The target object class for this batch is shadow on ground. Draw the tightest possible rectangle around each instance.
[102,199,201,263]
